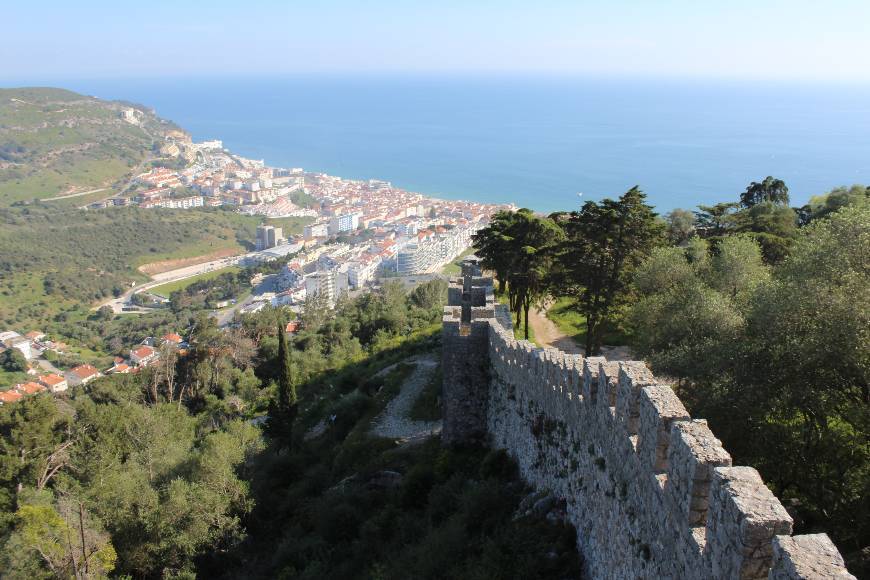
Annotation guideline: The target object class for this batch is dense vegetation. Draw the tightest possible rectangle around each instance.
[0,204,267,330]
[166,269,249,311]
[0,277,581,578]
[0,88,176,204]
[473,180,869,573]
[630,206,869,574]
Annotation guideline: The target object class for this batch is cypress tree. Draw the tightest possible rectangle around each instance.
[272,318,297,450]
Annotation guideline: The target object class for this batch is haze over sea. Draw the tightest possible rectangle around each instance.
[63,76,870,212]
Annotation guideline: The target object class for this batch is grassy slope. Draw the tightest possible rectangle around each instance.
[0,87,174,204]
[0,87,315,344]
[217,329,581,578]
[440,246,476,276]
[0,206,261,330]
[289,189,318,209]
[264,215,315,236]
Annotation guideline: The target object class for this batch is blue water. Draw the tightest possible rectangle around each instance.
[49,76,870,212]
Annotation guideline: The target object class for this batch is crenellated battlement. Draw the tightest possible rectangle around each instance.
[441,262,855,579]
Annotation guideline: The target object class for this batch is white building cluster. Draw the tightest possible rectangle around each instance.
[395,222,482,274]
[86,135,511,316]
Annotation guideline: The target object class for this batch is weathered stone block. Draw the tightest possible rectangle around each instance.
[582,356,606,404]
[707,467,793,579]
[769,534,856,579]
[616,361,656,436]
[667,420,732,528]
[638,385,690,474]
[598,361,620,409]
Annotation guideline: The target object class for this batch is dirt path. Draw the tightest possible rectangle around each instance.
[371,354,441,441]
[43,187,109,201]
[528,307,585,354]
[527,306,635,361]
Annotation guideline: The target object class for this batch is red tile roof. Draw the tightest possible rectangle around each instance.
[0,390,23,404]
[18,382,47,395]
[71,364,99,379]
[131,345,155,359]
[38,374,65,387]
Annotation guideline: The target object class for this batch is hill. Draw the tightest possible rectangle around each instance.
[0,204,260,331]
[0,87,183,205]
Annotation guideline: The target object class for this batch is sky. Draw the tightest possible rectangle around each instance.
[3,0,870,82]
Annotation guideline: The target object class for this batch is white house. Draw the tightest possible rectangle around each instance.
[130,345,158,367]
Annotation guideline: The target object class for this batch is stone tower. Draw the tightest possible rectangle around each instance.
[441,258,495,446]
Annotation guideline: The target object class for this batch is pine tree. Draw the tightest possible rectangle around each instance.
[559,186,665,355]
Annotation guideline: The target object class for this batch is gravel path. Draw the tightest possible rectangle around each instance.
[371,354,442,441]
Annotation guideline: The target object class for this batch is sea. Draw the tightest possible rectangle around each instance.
[50,75,870,213]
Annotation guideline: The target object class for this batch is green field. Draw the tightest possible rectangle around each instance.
[149,266,241,298]
[134,236,249,269]
[289,190,318,209]
[0,206,264,330]
[264,215,315,236]
[440,246,476,276]
[47,188,117,208]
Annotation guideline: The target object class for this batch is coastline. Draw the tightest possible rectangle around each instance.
[40,75,870,213]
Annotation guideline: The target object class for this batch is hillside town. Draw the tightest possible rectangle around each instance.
[91,129,511,310]
[0,130,511,402]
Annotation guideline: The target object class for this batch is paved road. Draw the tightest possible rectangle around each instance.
[36,358,63,374]
[98,255,244,313]
[211,274,278,327]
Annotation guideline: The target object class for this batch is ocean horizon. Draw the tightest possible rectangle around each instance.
[14,74,870,213]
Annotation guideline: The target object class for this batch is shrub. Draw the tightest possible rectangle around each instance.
[479,449,517,481]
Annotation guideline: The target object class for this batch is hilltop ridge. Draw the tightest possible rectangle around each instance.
[0,87,184,204]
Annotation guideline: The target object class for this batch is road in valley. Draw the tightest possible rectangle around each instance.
[211,274,278,328]
[97,244,297,315]
[99,254,243,313]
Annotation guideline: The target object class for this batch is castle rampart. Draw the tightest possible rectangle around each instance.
[441,262,855,579]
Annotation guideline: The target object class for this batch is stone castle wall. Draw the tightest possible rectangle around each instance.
[441,264,855,579]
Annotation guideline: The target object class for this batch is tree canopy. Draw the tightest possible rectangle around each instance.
[555,186,664,354]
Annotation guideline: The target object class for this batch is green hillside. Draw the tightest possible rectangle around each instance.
[0,205,260,330]
[0,87,181,204]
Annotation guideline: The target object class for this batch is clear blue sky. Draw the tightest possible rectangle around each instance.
[3,0,870,82]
